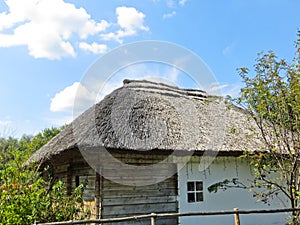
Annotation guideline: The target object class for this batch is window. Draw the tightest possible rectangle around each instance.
[75,175,80,187]
[187,181,203,203]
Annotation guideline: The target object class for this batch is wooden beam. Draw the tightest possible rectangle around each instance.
[36,208,300,225]
[234,208,240,225]
[95,172,100,219]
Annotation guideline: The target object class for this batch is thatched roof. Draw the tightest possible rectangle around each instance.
[29,79,263,163]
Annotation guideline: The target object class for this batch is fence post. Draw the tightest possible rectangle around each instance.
[151,213,156,225]
[234,208,240,225]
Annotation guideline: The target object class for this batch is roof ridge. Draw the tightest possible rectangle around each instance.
[123,79,208,100]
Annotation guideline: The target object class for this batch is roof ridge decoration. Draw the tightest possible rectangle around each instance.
[123,79,209,101]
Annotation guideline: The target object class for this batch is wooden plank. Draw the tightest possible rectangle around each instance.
[104,184,177,193]
[234,208,241,225]
[82,152,172,165]
[67,165,72,195]
[103,181,176,191]
[154,218,178,225]
[103,189,176,198]
[103,185,177,193]
[102,172,178,219]
[102,177,176,184]
[33,208,300,225]
[101,162,176,168]
[100,218,177,225]
[104,187,177,193]
[71,168,95,175]
[102,178,177,195]
[102,186,177,193]
[101,168,176,175]
[70,161,90,167]
[102,202,177,216]
[95,173,101,219]
[103,177,176,184]
[103,196,177,206]
[54,164,69,172]
[100,174,176,181]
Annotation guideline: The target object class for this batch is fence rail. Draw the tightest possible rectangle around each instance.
[35,208,300,225]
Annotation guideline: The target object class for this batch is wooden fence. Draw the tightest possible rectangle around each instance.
[35,208,300,225]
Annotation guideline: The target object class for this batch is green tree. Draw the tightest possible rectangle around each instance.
[208,30,300,224]
[19,127,62,154]
[0,127,89,225]
[234,31,299,223]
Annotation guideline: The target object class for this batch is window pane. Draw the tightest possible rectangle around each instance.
[196,192,204,202]
[188,193,195,202]
[187,182,194,191]
[196,181,203,191]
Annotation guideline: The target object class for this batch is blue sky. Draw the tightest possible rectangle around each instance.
[0,0,299,137]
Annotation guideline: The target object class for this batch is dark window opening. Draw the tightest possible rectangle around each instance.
[75,175,80,187]
[187,181,204,203]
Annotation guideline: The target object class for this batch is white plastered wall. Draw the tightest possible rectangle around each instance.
[177,156,289,225]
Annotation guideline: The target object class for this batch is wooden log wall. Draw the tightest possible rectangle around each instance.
[50,149,179,224]
[100,151,178,225]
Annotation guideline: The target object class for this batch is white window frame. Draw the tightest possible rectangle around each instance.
[187,181,204,203]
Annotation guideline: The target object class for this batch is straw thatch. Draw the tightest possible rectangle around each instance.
[29,79,263,163]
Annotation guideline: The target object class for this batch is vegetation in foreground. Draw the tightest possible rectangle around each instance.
[0,127,89,225]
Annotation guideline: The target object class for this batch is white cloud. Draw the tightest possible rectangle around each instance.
[79,42,107,54]
[207,83,229,94]
[152,0,187,7]
[222,42,236,57]
[179,0,187,6]
[0,120,12,126]
[96,81,123,102]
[168,67,180,82]
[104,63,182,90]
[101,6,149,43]
[166,0,175,8]
[220,83,242,97]
[50,80,123,122]
[116,7,148,31]
[46,116,74,127]
[204,82,242,97]
[50,82,97,113]
[163,11,176,19]
[0,0,110,59]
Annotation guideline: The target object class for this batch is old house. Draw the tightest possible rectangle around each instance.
[29,79,287,225]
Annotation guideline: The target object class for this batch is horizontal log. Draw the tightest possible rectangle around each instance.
[101,167,177,174]
[102,186,177,193]
[35,208,300,225]
[101,179,176,186]
[103,180,176,191]
[101,218,177,225]
[70,168,94,175]
[103,189,176,198]
[102,202,177,216]
[103,196,177,206]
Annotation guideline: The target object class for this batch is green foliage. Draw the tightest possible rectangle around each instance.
[233,30,300,223]
[19,127,62,155]
[0,127,89,225]
[207,178,247,193]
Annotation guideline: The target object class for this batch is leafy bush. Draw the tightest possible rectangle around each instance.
[0,128,89,225]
